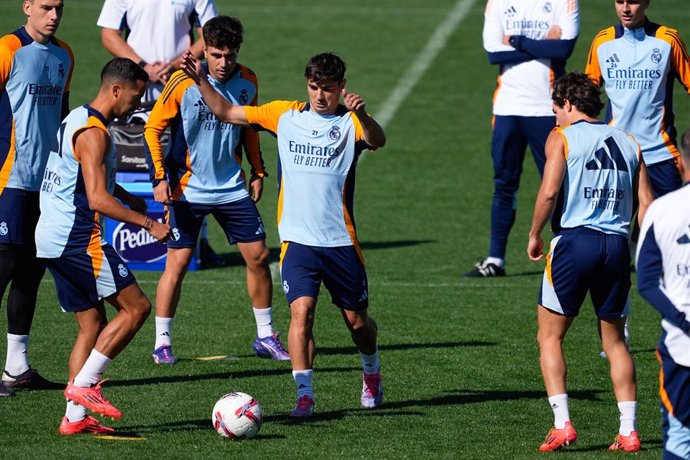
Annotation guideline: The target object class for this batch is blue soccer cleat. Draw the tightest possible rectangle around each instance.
[252,333,290,361]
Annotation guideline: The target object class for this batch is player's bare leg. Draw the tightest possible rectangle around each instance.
[64,284,151,421]
[288,296,316,417]
[600,317,640,451]
[536,306,577,451]
[342,309,382,408]
[152,247,193,364]
[238,241,289,361]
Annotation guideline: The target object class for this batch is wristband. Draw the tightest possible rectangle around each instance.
[137,60,147,68]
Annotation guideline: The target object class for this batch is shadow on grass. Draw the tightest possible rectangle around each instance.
[566,437,661,453]
[213,239,436,268]
[106,341,491,388]
[318,340,496,356]
[272,388,607,424]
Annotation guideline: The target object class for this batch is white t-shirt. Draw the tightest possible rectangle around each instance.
[483,0,579,116]
[97,0,217,100]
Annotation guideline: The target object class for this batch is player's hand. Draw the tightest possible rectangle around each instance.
[127,195,147,215]
[156,61,173,83]
[545,25,562,40]
[153,180,172,205]
[502,35,512,45]
[148,219,172,243]
[342,89,366,115]
[249,175,263,203]
[180,51,204,84]
[144,61,166,84]
[527,234,545,261]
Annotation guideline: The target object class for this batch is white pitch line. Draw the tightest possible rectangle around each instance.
[374,0,477,130]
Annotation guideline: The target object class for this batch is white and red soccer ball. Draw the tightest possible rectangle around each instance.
[212,392,263,439]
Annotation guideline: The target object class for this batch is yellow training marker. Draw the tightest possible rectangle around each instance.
[95,435,146,441]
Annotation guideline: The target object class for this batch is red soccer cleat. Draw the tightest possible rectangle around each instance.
[59,416,115,435]
[609,431,641,452]
[539,421,578,452]
[290,395,315,418]
[64,379,122,419]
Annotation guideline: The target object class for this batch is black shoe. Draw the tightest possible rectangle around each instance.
[2,368,64,391]
[465,259,506,277]
[0,385,15,397]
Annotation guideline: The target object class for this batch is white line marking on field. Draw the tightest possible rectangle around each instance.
[372,0,477,130]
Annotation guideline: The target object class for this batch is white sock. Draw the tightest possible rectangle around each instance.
[486,257,505,268]
[361,350,380,375]
[154,316,175,349]
[73,349,112,388]
[548,394,571,429]
[617,401,637,436]
[253,307,274,338]
[292,369,313,398]
[64,401,87,423]
[5,334,30,376]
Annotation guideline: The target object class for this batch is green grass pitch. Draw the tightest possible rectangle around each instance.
[1,0,689,458]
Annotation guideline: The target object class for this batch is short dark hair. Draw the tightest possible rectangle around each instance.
[203,16,243,50]
[551,72,604,118]
[304,52,346,83]
[100,58,149,87]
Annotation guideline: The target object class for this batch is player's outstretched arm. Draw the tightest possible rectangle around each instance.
[342,88,386,149]
[527,131,566,261]
[180,51,249,126]
[77,128,171,243]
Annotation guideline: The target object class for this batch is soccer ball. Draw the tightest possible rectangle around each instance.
[211,392,263,439]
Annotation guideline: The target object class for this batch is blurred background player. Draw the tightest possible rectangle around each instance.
[467,0,579,277]
[97,0,217,103]
[636,127,690,460]
[527,73,653,452]
[181,51,386,418]
[0,0,74,397]
[585,0,689,200]
[144,16,288,364]
[36,58,171,435]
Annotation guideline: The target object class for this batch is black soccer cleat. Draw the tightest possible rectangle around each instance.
[2,368,64,391]
[465,259,506,278]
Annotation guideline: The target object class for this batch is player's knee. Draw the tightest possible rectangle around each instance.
[128,296,152,327]
[245,244,270,269]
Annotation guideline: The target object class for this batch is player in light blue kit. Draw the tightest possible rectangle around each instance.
[36,58,171,435]
[527,72,654,452]
[586,0,690,198]
[0,0,74,397]
[180,51,386,418]
[144,16,288,365]
[637,128,690,460]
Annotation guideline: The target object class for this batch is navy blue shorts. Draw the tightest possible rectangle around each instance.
[647,158,683,198]
[279,241,368,311]
[0,188,39,245]
[45,244,137,312]
[167,196,266,248]
[539,228,631,318]
[659,346,690,459]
